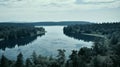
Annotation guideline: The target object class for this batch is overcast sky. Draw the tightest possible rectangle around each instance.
[0,0,120,23]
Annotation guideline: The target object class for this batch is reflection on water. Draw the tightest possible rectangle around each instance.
[0,26,93,60]
[0,34,45,50]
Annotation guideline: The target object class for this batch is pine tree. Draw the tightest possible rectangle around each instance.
[0,55,9,67]
[69,50,79,67]
[26,58,33,67]
[93,55,100,67]
[57,49,66,67]
[15,52,24,67]
[31,51,38,65]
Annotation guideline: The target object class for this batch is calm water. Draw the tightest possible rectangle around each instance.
[0,26,93,60]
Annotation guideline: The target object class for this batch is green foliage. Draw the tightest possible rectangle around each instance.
[57,49,66,67]
[64,23,120,37]
[63,22,120,67]
[78,47,92,63]
[15,52,24,67]
[92,55,100,67]
[0,25,45,40]
[69,50,80,67]
[31,51,38,65]
[25,58,33,67]
[0,55,9,67]
[93,41,107,56]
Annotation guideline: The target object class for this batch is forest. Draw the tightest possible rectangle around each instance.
[63,22,120,36]
[0,24,45,41]
[0,22,120,67]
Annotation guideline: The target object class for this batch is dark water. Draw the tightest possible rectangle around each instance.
[0,36,38,50]
[0,26,93,60]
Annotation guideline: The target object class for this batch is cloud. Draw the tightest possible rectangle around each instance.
[83,0,115,3]
[0,0,120,10]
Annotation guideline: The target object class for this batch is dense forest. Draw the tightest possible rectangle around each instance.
[0,24,45,41]
[63,22,120,67]
[64,22,120,37]
[0,22,120,67]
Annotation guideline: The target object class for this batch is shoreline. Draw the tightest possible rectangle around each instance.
[81,33,106,38]
[0,38,4,41]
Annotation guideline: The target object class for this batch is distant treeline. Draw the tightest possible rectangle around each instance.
[0,21,91,26]
[0,24,45,40]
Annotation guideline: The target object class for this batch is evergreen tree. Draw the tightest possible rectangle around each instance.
[93,56,100,67]
[57,49,66,67]
[111,42,120,67]
[0,55,9,67]
[78,47,92,63]
[69,50,79,67]
[25,58,33,67]
[15,52,24,67]
[31,51,38,65]
[92,41,107,56]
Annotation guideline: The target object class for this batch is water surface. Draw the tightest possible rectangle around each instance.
[0,26,93,60]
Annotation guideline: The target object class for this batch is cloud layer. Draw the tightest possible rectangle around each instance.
[83,0,115,3]
[0,0,120,22]
[0,0,120,10]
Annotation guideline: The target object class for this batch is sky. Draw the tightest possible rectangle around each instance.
[0,0,120,23]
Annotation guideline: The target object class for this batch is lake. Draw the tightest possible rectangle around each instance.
[0,26,93,60]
